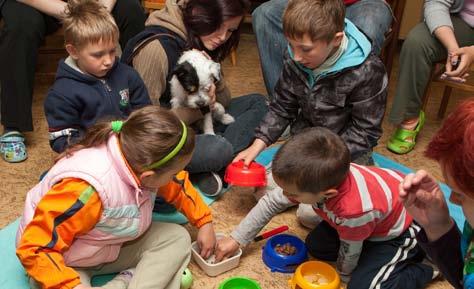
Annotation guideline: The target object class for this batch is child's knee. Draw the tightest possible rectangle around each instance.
[305,222,339,261]
[169,224,192,248]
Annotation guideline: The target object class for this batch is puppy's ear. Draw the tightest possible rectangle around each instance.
[209,62,221,82]
[173,61,199,93]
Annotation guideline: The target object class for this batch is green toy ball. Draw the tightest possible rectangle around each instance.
[181,268,193,289]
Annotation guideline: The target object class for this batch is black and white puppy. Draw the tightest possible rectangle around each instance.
[169,50,234,135]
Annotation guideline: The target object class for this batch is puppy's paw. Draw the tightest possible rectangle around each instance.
[221,113,235,125]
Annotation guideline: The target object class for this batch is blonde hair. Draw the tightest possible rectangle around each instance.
[63,0,119,49]
[283,0,345,43]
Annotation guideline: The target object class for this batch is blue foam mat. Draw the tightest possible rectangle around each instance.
[0,149,464,287]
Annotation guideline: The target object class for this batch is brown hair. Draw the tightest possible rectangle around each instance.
[272,127,350,193]
[283,0,345,42]
[182,0,250,62]
[425,99,474,196]
[58,106,195,174]
[63,0,119,49]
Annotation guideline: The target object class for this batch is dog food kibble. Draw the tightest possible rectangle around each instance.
[274,243,297,255]
[305,273,329,285]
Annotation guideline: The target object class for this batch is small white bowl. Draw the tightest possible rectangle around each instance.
[191,233,242,277]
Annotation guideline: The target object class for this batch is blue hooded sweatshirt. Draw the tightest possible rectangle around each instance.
[44,57,151,153]
[288,19,372,87]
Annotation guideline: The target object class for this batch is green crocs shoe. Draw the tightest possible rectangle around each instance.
[0,131,28,163]
[387,111,425,154]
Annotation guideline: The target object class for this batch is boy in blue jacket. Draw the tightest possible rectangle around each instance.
[44,0,151,153]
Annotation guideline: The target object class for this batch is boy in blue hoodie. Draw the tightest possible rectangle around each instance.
[234,0,387,167]
[44,0,151,153]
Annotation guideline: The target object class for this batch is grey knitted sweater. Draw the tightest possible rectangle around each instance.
[424,0,465,33]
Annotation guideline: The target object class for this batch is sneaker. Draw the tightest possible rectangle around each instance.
[190,172,223,197]
[0,131,27,163]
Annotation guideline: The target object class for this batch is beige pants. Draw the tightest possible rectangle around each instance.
[31,222,191,289]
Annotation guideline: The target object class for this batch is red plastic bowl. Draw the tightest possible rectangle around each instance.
[224,161,267,187]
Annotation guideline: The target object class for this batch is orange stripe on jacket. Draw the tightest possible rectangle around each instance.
[16,178,102,289]
[159,170,213,227]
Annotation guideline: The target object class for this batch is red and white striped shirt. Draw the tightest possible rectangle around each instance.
[313,164,412,242]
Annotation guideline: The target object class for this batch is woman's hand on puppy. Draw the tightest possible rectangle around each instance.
[197,222,217,259]
[208,82,217,110]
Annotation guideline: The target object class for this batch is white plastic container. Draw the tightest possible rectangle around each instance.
[191,233,242,277]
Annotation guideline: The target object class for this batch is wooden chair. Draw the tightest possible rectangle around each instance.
[36,28,68,82]
[381,0,407,81]
[422,62,474,119]
[142,0,166,12]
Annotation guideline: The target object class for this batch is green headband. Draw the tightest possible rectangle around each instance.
[145,121,188,170]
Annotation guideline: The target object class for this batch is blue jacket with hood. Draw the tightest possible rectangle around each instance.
[44,57,151,153]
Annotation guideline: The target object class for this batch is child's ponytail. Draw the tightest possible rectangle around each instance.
[56,121,116,161]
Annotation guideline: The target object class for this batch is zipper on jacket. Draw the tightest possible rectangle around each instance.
[100,79,115,110]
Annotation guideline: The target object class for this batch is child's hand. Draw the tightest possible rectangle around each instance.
[214,236,240,262]
[399,170,453,241]
[197,222,216,259]
[232,139,267,166]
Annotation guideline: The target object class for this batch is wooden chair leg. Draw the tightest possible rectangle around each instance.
[421,67,437,111]
[438,86,452,119]
[230,49,237,66]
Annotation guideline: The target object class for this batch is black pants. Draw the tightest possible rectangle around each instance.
[0,0,145,132]
[305,221,434,289]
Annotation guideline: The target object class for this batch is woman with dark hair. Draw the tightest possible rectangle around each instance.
[122,0,268,196]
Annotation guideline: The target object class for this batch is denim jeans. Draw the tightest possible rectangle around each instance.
[252,0,392,98]
[186,93,268,173]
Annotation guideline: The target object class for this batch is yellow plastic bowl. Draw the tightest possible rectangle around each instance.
[288,261,342,289]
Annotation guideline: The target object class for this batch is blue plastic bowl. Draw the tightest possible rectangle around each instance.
[262,234,308,273]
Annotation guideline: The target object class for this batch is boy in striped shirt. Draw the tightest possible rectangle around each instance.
[216,127,437,289]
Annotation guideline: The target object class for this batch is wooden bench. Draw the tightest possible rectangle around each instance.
[36,27,68,84]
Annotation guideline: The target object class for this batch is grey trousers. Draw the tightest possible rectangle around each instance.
[30,222,191,289]
[389,16,474,125]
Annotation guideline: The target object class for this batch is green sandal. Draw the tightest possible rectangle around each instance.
[387,111,425,154]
